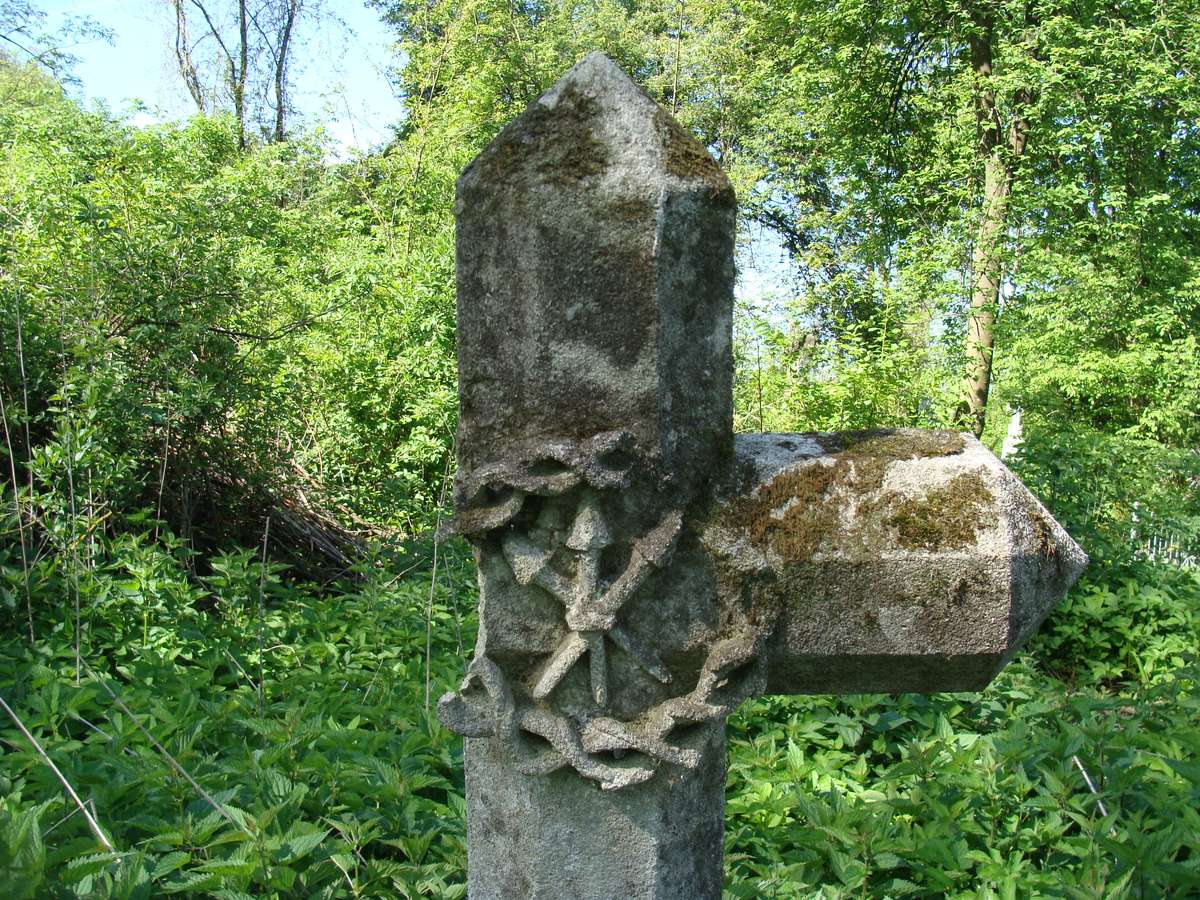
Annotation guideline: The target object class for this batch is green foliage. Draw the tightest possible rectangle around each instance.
[0,795,46,899]
[1008,423,1199,568]
[3,526,1197,896]
[0,56,455,540]
[733,293,962,435]
[0,531,474,898]
[2,3,1199,896]
[1031,567,1200,686]
[725,654,1200,897]
[722,0,1200,446]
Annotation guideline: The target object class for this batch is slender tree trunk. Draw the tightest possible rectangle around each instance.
[961,13,1029,438]
[964,151,1008,438]
[186,0,246,147]
[211,0,252,149]
[273,0,300,141]
[235,0,249,149]
[671,0,685,113]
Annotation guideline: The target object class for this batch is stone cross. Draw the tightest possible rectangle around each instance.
[438,52,1086,900]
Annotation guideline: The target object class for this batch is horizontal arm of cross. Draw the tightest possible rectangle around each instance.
[703,430,1087,696]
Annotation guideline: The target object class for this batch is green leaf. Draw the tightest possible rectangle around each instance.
[150,851,190,879]
[60,852,118,884]
[273,827,329,864]
[1163,758,1200,786]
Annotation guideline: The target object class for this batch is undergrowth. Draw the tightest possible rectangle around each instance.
[1,526,1198,898]
[0,534,473,898]
[726,658,1200,897]
[724,559,1200,897]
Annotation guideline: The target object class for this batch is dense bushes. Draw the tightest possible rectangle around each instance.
[0,524,1196,897]
[0,57,456,553]
[0,535,473,898]
[726,651,1200,896]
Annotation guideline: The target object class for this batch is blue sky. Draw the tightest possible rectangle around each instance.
[41,0,404,153]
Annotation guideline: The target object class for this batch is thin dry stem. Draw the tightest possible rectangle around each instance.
[13,285,33,503]
[153,410,172,543]
[1071,754,1112,821]
[0,692,115,851]
[257,515,270,716]
[424,451,453,716]
[80,658,252,837]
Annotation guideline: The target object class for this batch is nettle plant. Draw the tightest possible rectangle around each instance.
[0,532,475,898]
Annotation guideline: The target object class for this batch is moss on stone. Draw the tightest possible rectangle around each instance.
[472,82,609,188]
[537,85,609,184]
[718,458,856,560]
[654,109,727,188]
[817,429,965,460]
[606,196,654,224]
[1021,493,1058,560]
[716,430,988,561]
[875,472,992,551]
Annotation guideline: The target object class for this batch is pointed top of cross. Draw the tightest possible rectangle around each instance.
[453,52,737,514]
[458,51,730,204]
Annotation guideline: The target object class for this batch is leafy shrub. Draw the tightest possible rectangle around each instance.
[3,519,1198,897]
[1031,565,1200,687]
[0,60,457,551]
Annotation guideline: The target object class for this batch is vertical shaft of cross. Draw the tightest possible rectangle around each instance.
[452,54,735,511]
[447,51,738,898]
[465,726,727,900]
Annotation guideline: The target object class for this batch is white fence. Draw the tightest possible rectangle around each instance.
[1136,529,1198,569]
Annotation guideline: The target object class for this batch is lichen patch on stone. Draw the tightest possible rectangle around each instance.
[470,82,610,189]
[654,108,728,190]
[717,458,858,561]
[817,428,966,460]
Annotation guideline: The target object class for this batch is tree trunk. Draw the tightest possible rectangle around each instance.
[964,147,1008,438]
[960,13,1029,438]
[235,0,249,149]
[171,0,206,112]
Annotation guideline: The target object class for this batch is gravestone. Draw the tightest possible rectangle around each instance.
[438,52,1087,899]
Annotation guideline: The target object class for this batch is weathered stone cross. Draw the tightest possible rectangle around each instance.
[438,53,1086,899]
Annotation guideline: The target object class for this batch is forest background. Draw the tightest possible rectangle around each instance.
[1,0,1198,896]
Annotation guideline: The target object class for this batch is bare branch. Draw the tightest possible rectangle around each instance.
[188,0,235,65]
[273,0,300,141]
[170,0,207,112]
